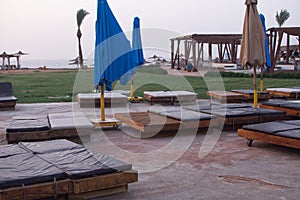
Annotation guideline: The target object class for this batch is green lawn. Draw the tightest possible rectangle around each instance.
[0,68,299,103]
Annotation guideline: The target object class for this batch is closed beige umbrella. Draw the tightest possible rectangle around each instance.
[240,0,266,108]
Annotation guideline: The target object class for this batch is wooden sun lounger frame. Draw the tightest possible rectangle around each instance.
[143,91,196,105]
[231,90,270,102]
[238,129,300,149]
[6,129,91,144]
[115,112,181,138]
[0,101,17,111]
[260,104,300,116]
[6,113,94,144]
[0,170,138,200]
[215,115,289,131]
[6,130,51,144]
[206,91,243,103]
[114,112,213,138]
[266,88,300,99]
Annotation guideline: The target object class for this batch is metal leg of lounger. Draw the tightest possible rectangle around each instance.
[247,139,253,147]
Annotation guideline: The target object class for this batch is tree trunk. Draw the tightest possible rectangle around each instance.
[77,29,84,69]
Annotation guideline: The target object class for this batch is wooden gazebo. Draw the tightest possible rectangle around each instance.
[170,34,242,69]
[268,27,300,72]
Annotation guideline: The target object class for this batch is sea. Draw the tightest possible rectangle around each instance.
[20,59,87,69]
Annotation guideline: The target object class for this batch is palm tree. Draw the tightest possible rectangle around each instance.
[275,9,290,28]
[77,9,89,69]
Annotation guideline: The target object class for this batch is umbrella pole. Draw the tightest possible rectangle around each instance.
[253,67,258,108]
[128,74,143,102]
[100,85,105,121]
[260,69,264,92]
[91,85,121,128]
[130,75,135,99]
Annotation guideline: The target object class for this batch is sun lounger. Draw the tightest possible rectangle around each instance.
[6,115,51,144]
[76,92,128,108]
[206,91,243,103]
[114,112,181,138]
[0,143,69,199]
[266,88,300,99]
[6,113,93,144]
[144,91,197,105]
[231,89,269,102]
[238,120,300,149]
[185,104,289,129]
[260,100,300,116]
[115,104,216,138]
[0,82,18,110]
[19,139,133,179]
[0,140,138,200]
[148,106,215,130]
[48,112,93,143]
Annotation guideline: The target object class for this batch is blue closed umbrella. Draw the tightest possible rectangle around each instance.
[259,13,271,92]
[94,0,134,122]
[128,17,145,101]
[259,14,271,69]
[94,0,134,91]
[132,17,145,67]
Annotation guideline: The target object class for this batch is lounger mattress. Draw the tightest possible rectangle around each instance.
[6,116,50,133]
[20,140,132,179]
[242,121,300,134]
[0,153,65,189]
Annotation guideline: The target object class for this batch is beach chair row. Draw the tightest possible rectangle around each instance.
[206,87,300,104]
[114,102,293,138]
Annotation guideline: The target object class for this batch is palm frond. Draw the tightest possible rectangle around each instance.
[77,9,89,28]
[275,9,290,28]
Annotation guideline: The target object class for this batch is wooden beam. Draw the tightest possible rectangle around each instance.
[0,179,70,200]
[218,43,223,62]
[286,34,290,64]
[177,40,180,69]
[71,171,138,194]
[208,43,212,61]
[238,129,300,149]
[272,31,284,72]
[269,30,274,73]
[170,39,175,69]
[192,41,196,68]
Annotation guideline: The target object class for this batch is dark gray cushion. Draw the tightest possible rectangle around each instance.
[6,116,50,133]
[0,144,28,158]
[283,120,300,126]
[19,139,82,154]
[240,107,286,116]
[261,100,287,107]
[0,82,13,97]
[0,153,65,189]
[273,129,300,140]
[20,140,132,179]
[243,121,300,134]
[162,110,214,121]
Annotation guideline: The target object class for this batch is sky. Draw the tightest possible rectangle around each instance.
[0,0,299,60]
